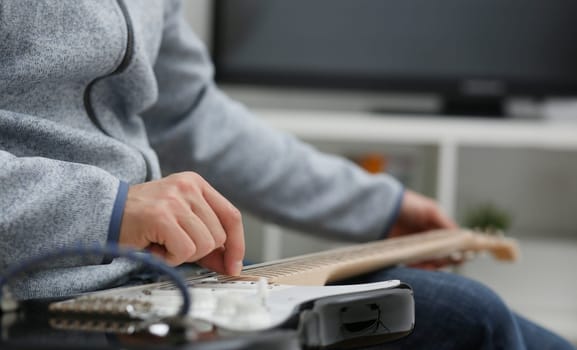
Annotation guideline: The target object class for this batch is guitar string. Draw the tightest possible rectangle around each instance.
[213,231,466,283]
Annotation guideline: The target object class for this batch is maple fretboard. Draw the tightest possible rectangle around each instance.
[218,229,518,286]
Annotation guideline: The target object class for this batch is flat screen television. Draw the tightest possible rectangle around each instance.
[212,0,577,117]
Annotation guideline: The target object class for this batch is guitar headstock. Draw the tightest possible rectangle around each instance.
[463,229,520,262]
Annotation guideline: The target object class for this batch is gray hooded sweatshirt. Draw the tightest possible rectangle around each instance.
[0,0,402,299]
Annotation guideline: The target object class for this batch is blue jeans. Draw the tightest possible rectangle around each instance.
[343,267,575,350]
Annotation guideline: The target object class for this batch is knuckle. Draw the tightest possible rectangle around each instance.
[181,244,197,260]
[179,171,201,182]
[164,194,183,212]
[227,207,242,223]
[196,235,216,256]
[163,185,181,198]
[213,232,226,247]
[185,171,202,180]
[174,177,192,192]
[174,173,202,194]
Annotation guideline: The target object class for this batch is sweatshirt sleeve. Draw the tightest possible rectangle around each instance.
[0,149,125,269]
[141,0,403,242]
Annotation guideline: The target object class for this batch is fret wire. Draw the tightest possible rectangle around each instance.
[186,231,468,283]
[242,232,463,278]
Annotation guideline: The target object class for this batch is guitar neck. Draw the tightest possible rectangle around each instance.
[226,229,518,286]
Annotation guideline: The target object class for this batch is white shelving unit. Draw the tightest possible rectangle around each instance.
[253,108,577,343]
[257,108,577,219]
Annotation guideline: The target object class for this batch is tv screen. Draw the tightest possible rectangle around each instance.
[212,0,577,115]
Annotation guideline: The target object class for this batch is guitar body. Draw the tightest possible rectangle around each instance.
[8,229,516,348]
[51,278,411,332]
[9,278,414,349]
[1,304,302,350]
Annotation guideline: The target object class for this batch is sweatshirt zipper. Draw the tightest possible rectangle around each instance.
[83,0,152,181]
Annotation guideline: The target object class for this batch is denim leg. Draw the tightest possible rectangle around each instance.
[340,267,575,350]
[515,313,576,350]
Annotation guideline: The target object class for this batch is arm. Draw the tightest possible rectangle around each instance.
[1,108,242,287]
[390,190,457,238]
[141,0,403,242]
[0,148,123,270]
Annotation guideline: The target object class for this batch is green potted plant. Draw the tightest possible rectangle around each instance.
[463,202,513,234]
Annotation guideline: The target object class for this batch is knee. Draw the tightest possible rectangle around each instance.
[360,268,526,348]
[415,271,519,341]
[355,267,516,329]
[439,275,513,326]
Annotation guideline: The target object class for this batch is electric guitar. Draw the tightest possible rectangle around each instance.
[48,229,518,334]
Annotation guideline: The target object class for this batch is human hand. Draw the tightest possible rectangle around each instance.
[119,172,245,276]
[389,189,457,238]
[389,190,460,269]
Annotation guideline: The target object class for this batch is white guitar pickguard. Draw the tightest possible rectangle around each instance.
[63,278,401,332]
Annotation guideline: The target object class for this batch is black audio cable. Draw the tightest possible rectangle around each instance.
[0,244,191,316]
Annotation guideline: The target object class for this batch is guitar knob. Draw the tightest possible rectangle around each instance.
[212,291,272,330]
[257,277,269,307]
[214,294,242,318]
[229,299,271,330]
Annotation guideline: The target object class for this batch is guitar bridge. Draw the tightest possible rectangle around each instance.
[48,295,154,320]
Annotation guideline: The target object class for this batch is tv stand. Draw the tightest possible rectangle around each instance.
[441,96,506,117]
